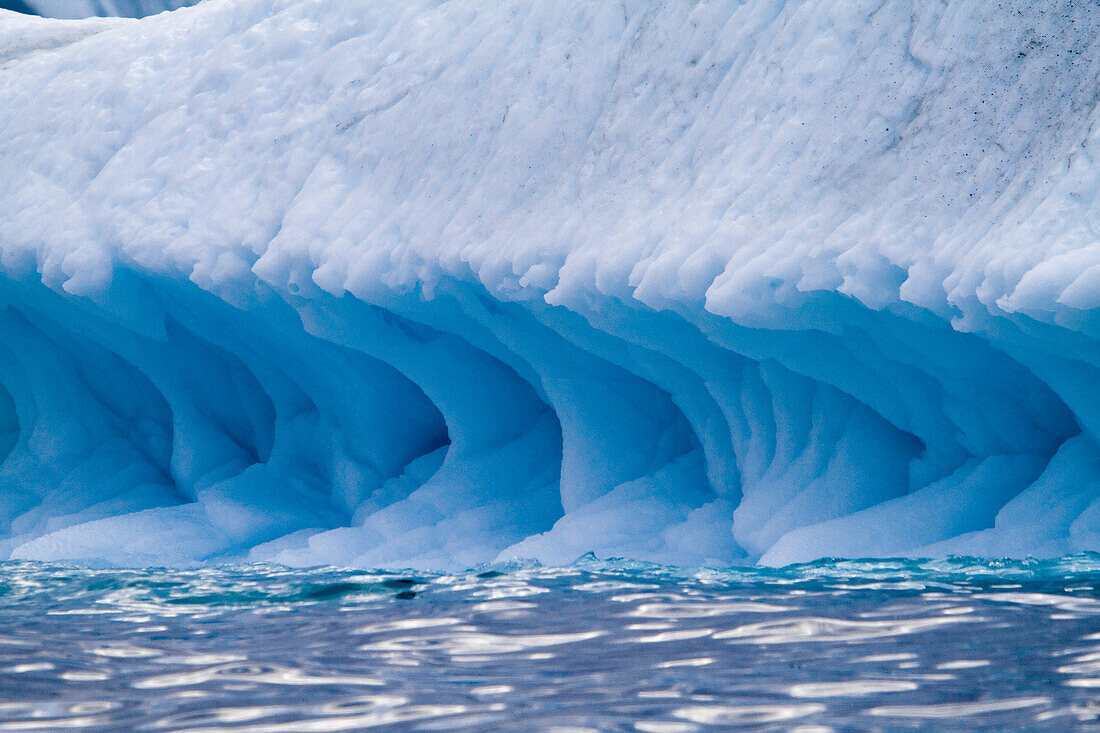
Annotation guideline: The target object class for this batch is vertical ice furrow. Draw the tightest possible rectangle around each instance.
[692,306,972,484]
[975,314,1100,447]
[569,288,1074,558]
[0,274,456,564]
[760,454,1050,566]
[0,381,17,465]
[902,432,1100,558]
[435,283,746,564]
[699,299,1073,466]
[524,287,927,558]
[0,261,1094,565]
[519,294,744,502]
[272,294,565,569]
[148,280,449,518]
[430,278,929,563]
[281,281,742,566]
[0,300,178,549]
[433,282,705,511]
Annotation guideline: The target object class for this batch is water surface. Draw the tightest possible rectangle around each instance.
[1,555,1099,730]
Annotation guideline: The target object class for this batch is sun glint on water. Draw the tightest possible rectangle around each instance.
[1,555,1098,731]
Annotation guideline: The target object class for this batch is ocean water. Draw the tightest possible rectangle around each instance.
[0,556,1098,731]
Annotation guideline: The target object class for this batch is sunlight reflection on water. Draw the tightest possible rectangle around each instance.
[0,554,1098,730]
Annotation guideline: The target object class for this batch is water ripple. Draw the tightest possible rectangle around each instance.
[0,555,1095,730]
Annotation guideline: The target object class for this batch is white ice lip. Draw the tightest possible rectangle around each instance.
[0,0,1098,570]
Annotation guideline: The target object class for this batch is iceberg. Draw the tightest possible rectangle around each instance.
[0,0,1097,569]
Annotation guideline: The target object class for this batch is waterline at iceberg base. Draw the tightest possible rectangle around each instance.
[1,0,1099,571]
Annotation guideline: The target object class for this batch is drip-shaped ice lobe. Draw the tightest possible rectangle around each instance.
[0,0,1098,567]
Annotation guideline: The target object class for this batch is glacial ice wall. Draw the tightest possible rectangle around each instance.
[2,0,194,19]
[0,0,1098,569]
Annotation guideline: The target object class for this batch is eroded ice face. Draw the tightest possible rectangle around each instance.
[0,0,1097,569]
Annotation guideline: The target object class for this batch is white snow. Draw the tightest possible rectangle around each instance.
[0,0,1097,568]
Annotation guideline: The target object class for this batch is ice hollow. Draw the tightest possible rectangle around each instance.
[0,0,1098,568]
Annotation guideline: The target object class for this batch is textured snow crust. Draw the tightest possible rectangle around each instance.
[0,0,1098,568]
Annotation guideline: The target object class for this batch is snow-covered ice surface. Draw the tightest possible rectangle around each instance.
[0,0,1098,569]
